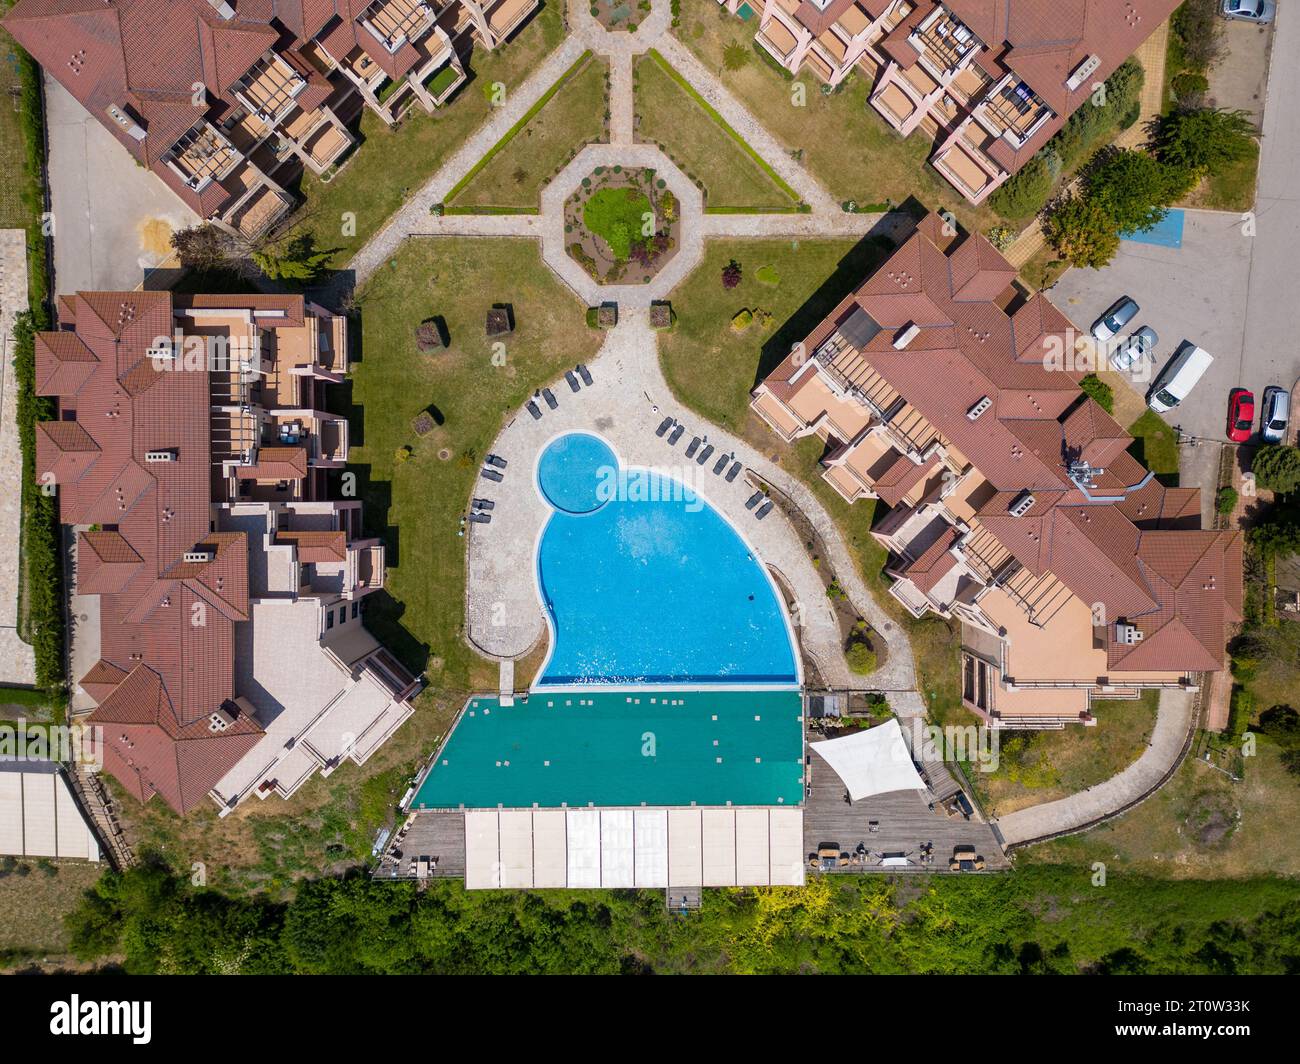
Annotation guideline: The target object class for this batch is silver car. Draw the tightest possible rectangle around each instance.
[1222,0,1275,24]
[1110,326,1158,372]
[1091,297,1139,343]
[1260,385,1290,444]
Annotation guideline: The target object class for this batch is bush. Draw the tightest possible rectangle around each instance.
[1052,60,1143,170]
[1172,0,1223,73]
[730,309,753,332]
[1079,374,1114,414]
[1216,486,1239,515]
[1252,445,1300,494]
[721,259,742,289]
[1172,71,1210,106]
[722,42,750,71]
[846,642,877,675]
[989,153,1056,220]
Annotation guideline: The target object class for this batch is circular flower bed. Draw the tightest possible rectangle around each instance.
[565,166,680,285]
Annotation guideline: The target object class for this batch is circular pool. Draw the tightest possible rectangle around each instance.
[536,433,617,515]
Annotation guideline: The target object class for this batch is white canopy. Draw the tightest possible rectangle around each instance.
[811,718,927,801]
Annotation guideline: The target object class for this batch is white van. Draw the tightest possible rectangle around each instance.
[1147,343,1213,413]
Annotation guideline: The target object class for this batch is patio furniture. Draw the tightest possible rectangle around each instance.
[565,370,580,393]
[745,491,763,510]
[542,388,558,410]
[756,500,773,520]
[697,444,714,465]
[577,364,593,386]
[481,468,504,483]
[472,498,495,511]
[712,454,729,475]
[470,513,491,524]
[656,417,673,437]
[487,454,508,469]
[527,401,542,420]
[725,461,742,482]
[667,424,684,444]
[685,437,701,459]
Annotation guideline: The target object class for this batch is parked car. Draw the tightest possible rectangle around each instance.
[1227,388,1255,443]
[1110,326,1158,372]
[1260,385,1291,444]
[1091,297,1139,343]
[1222,0,1275,24]
[1148,343,1214,413]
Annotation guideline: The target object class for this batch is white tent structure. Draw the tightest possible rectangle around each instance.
[810,718,927,801]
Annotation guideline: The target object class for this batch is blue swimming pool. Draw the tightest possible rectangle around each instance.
[534,433,798,687]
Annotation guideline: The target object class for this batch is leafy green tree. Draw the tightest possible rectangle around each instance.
[722,42,750,71]
[1085,149,1194,234]
[252,234,334,283]
[1044,194,1120,269]
[989,152,1056,220]
[1154,108,1257,173]
[1252,444,1300,494]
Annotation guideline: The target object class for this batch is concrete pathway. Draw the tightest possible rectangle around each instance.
[993,688,1196,846]
[0,230,37,687]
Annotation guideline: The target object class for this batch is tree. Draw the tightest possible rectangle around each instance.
[1252,444,1300,494]
[1085,148,1194,234]
[989,152,1056,220]
[252,234,333,283]
[170,223,239,272]
[845,642,876,675]
[1154,108,1257,174]
[1043,195,1120,269]
[722,42,750,71]
[1172,0,1223,72]
[721,258,742,289]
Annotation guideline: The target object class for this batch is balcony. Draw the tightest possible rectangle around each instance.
[976,75,1054,148]
[359,0,437,54]
[486,0,537,42]
[233,54,308,128]
[757,17,800,63]
[163,122,241,192]
[354,543,385,593]
[910,5,981,77]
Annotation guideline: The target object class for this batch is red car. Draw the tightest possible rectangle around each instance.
[1227,388,1255,443]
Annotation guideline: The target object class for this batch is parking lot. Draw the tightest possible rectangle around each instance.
[1051,210,1257,443]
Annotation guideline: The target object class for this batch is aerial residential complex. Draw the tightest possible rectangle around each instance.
[751,213,1242,727]
[35,290,420,814]
[723,0,1179,203]
[2,0,540,237]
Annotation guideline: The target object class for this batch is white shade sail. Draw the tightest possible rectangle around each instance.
[810,718,927,800]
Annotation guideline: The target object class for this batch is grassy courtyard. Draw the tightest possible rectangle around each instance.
[278,3,566,260]
[672,1,1003,233]
[447,53,609,212]
[634,51,799,211]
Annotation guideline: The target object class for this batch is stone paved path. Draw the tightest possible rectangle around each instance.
[0,230,37,687]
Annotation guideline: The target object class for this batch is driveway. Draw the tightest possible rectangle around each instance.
[1050,210,1255,442]
[45,76,196,296]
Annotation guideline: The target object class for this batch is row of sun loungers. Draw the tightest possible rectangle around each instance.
[657,417,746,483]
[480,453,507,487]
[745,491,774,520]
[529,366,592,420]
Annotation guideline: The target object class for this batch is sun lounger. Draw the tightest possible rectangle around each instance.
[481,468,504,483]
[725,461,742,483]
[667,425,684,445]
[745,491,763,510]
[756,500,773,520]
[472,498,495,511]
[487,454,508,469]
[469,512,491,524]
[526,401,542,420]
[697,444,714,465]
[685,437,700,459]
[577,364,593,386]
[565,371,580,393]
[656,417,673,437]
[712,455,729,475]
[542,388,558,410]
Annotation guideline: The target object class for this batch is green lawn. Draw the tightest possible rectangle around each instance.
[583,186,652,258]
[348,238,603,694]
[1128,410,1179,482]
[971,691,1161,817]
[0,16,29,231]
[447,53,609,211]
[673,1,1003,232]
[277,3,566,260]
[634,52,798,211]
[1183,140,1260,212]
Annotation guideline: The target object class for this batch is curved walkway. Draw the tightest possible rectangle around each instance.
[992,688,1197,847]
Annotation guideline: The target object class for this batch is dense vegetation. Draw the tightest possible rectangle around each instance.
[63,862,1300,974]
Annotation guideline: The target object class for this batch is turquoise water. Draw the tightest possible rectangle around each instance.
[535,433,798,686]
[412,690,805,808]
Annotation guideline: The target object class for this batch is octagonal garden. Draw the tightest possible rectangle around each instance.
[564,166,680,285]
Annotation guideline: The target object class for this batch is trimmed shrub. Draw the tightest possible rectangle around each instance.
[1079,374,1115,414]
[1216,486,1239,515]
[846,642,877,675]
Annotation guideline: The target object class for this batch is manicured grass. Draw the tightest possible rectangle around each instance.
[446,52,608,211]
[634,50,799,211]
[1128,410,1179,482]
[970,691,1161,817]
[348,239,603,694]
[426,64,464,100]
[583,186,653,259]
[673,1,1003,232]
[278,3,565,261]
